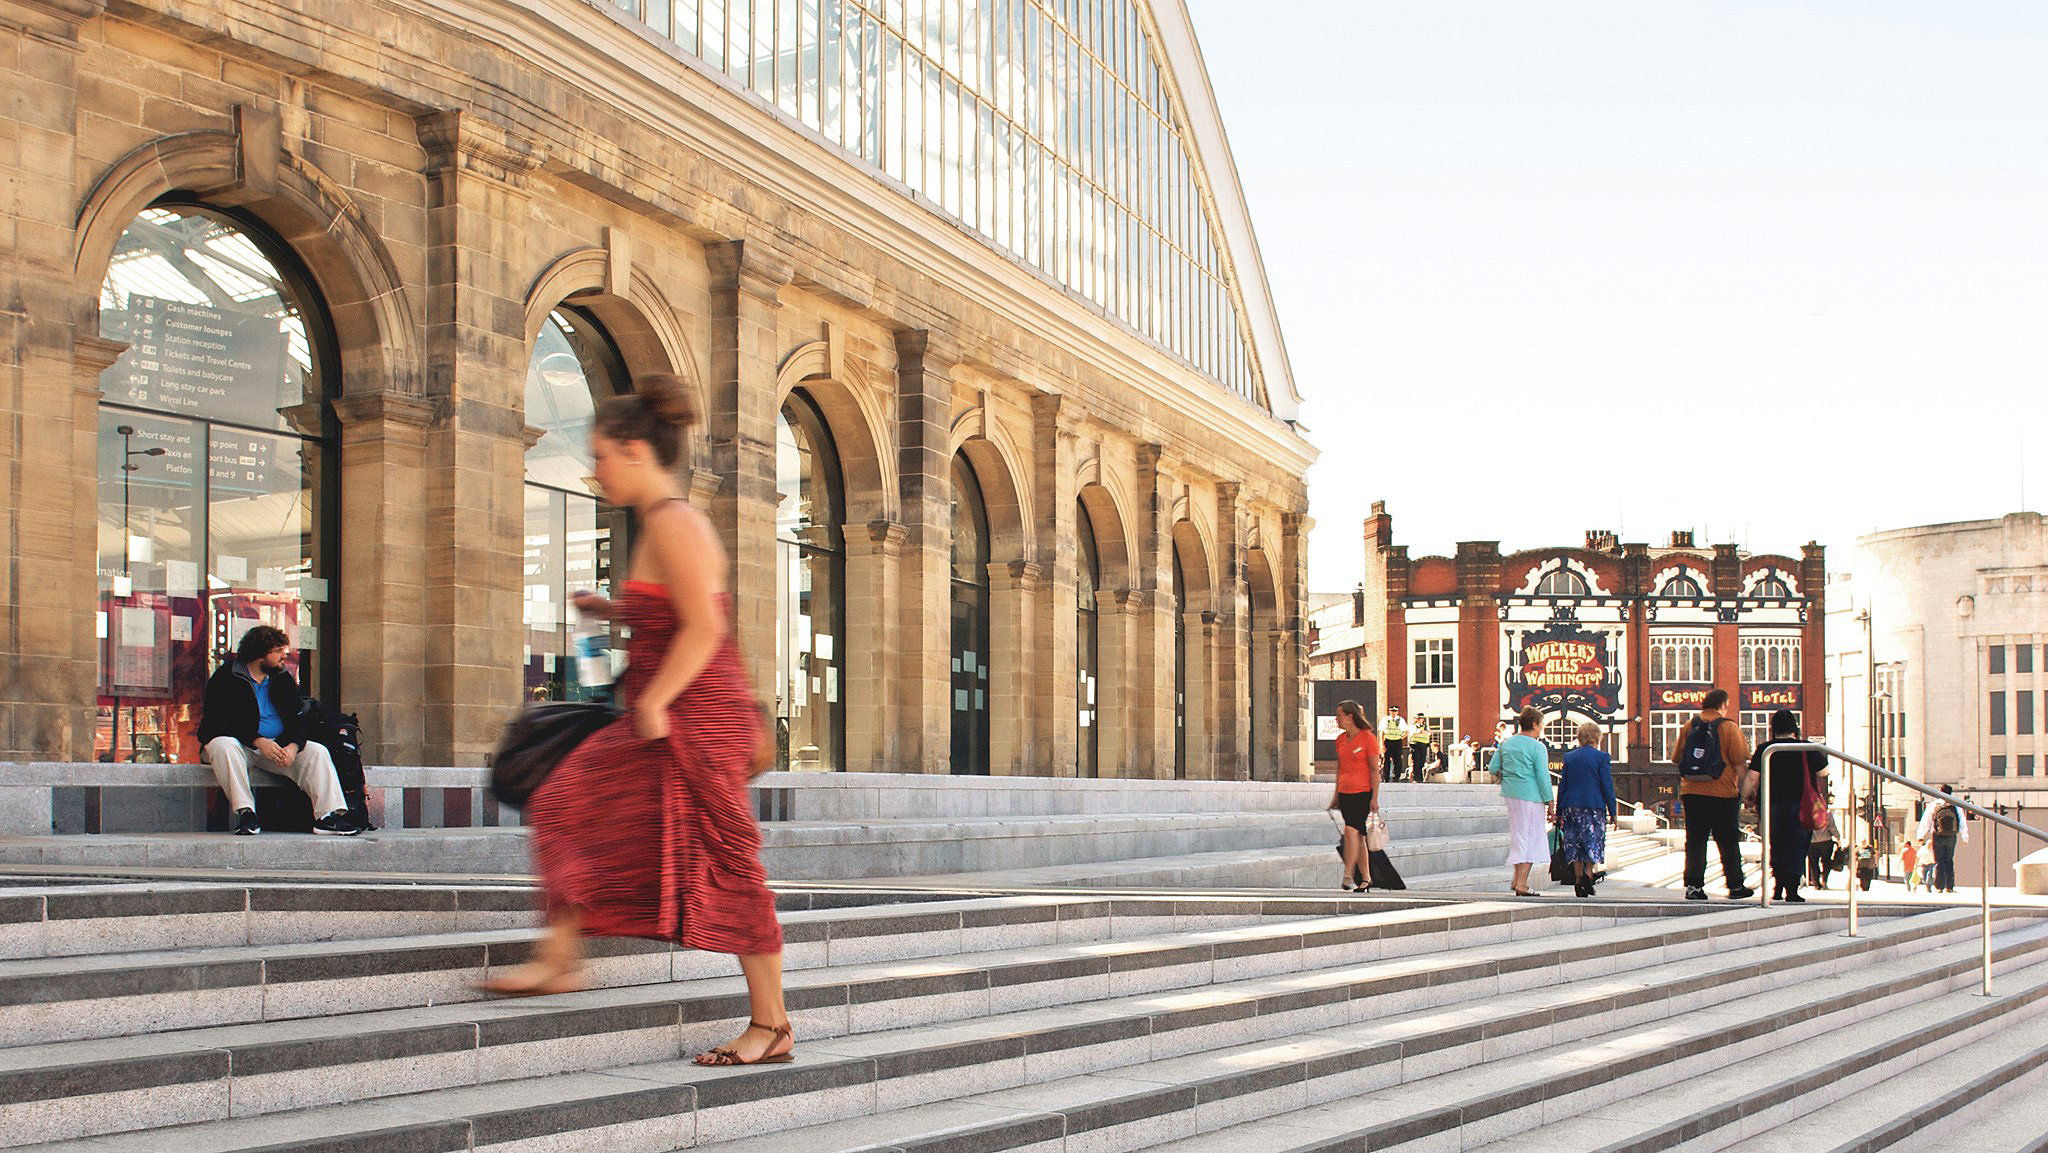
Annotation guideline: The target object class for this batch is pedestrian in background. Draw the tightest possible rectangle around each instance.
[1326,700,1381,891]
[1916,785,1968,894]
[1556,721,1616,897]
[1902,840,1920,894]
[1750,709,1824,903]
[1381,707,1408,783]
[1676,688,1755,901]
[1809,803,1839,890]
[1408,716,1432,783]
[1496,706,1555,897]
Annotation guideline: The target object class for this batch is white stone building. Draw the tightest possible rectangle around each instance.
[1826,512,2047,811]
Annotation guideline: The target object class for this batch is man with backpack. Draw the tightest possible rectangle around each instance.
[1675,688,1755,901]
[1914,785,1969,894]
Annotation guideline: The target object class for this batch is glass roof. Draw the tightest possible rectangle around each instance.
[608,0,1262,407]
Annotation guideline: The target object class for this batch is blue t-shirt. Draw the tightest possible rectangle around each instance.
[253,675,285,742]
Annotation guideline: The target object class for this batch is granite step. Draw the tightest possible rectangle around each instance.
[1748,985,2048,1153]
[0,897,1904,1150]
[1,891,1360,1045]
[1452,928,2048,1153]
[630,910,2030,1153]
[1135,913,2048,1153]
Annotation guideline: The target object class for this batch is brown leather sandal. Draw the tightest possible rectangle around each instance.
[694,1021,794,1067]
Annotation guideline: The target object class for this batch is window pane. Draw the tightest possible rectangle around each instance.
[95,207,330,767]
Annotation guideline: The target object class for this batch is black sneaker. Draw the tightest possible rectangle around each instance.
[233,809,260,836]
[1685,886,1708,901]
[1728,886,1755,900]
[313,810,365,836]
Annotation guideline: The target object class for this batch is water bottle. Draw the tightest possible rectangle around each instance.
[568,593,614,694]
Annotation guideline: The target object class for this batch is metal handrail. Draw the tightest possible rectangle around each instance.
[1761,740,2048,996]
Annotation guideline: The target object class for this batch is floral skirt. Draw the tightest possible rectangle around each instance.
[1555,806,1607,865]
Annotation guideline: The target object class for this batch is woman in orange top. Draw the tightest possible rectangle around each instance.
[1327,700,1382,892]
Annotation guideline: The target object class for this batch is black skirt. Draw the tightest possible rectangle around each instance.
[1336,790,1375,833]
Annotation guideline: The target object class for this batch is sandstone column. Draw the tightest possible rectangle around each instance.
[1031,393,1076,777]
[986,560,1040,774]
[418,110,541,764]
[893,331,954,774]
[704,240,787,695]
[331,392,434,763]
[841,521,904,771]
[1212,482,1246,780]
[0,0,101,758]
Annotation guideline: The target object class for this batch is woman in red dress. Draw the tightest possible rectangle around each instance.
[483,373,791,1067]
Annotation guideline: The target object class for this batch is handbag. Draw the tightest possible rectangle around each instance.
[1798,758,1827,832]
[1364,811,1391,852]
[489,700,623,807]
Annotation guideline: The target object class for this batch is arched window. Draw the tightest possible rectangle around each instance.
[1537,568,1589,597]
[775,393,845,771]
[1664,574,1703,598]
[522,307,629,702]
[950,456,991,775]
[1076,502,1100,778]
[94,204,335,764]
[1756,575,1791,599]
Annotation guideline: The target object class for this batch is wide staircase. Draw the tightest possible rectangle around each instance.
[4,879,2048,1152]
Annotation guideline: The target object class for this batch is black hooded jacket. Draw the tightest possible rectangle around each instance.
[197,662,307,748]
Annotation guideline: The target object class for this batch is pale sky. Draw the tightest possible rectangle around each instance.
[1184,0,2048,590]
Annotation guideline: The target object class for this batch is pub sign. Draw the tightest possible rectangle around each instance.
[1507,620,1622,716]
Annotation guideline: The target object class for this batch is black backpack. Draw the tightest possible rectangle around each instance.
[1676,718,1729,781]
[1932,803,1960,838]
[302,698,375,830]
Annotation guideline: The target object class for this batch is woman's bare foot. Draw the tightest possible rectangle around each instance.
[694,1020,794,1066]
[474,962,585,997]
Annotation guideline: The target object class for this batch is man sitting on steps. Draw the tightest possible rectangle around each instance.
[198,625,362,837]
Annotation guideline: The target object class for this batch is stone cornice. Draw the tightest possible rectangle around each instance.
[72,334,128,374]
[417,108,547,187]
[331,390,436,430]
[0,0,102,41]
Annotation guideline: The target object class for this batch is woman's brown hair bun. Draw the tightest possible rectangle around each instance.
[636,372,699,430]
[594,373,697,468]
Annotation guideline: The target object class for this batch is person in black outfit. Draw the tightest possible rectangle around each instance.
[1750,709,1825,902]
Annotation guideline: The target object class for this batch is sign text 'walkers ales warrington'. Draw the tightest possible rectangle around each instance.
[1507,618,1623,716]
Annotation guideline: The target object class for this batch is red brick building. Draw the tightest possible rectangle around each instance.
[1361,503,1826,785]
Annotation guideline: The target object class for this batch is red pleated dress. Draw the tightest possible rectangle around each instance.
[526,581,782,956]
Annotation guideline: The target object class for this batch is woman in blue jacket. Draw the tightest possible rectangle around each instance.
[1556,721,1617,897]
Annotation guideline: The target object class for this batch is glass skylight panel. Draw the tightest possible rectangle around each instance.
[620,0,1258,405]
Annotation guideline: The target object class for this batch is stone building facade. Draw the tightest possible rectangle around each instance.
[0,0,1315,777]
[1361,504,1827,782]
[1826,512,2047,799]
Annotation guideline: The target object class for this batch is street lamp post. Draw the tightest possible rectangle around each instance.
[110,425,165,763]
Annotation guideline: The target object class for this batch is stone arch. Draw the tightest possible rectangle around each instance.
[1077,482,1134,594]
[1245,545,1280,615]
[1170,518,1216,610]
[524,245,711,473]
[75,130,424,398]
[954,431,1032,566]
[776,341,896,525]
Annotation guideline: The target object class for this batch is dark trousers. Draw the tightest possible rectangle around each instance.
[1410,743,1429,782]
[1808,841,1834,889]
[1770,823,1811,894]
[1683,794,1747,892]
[1383,741,1404,782]
[1933,834,1958,892]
